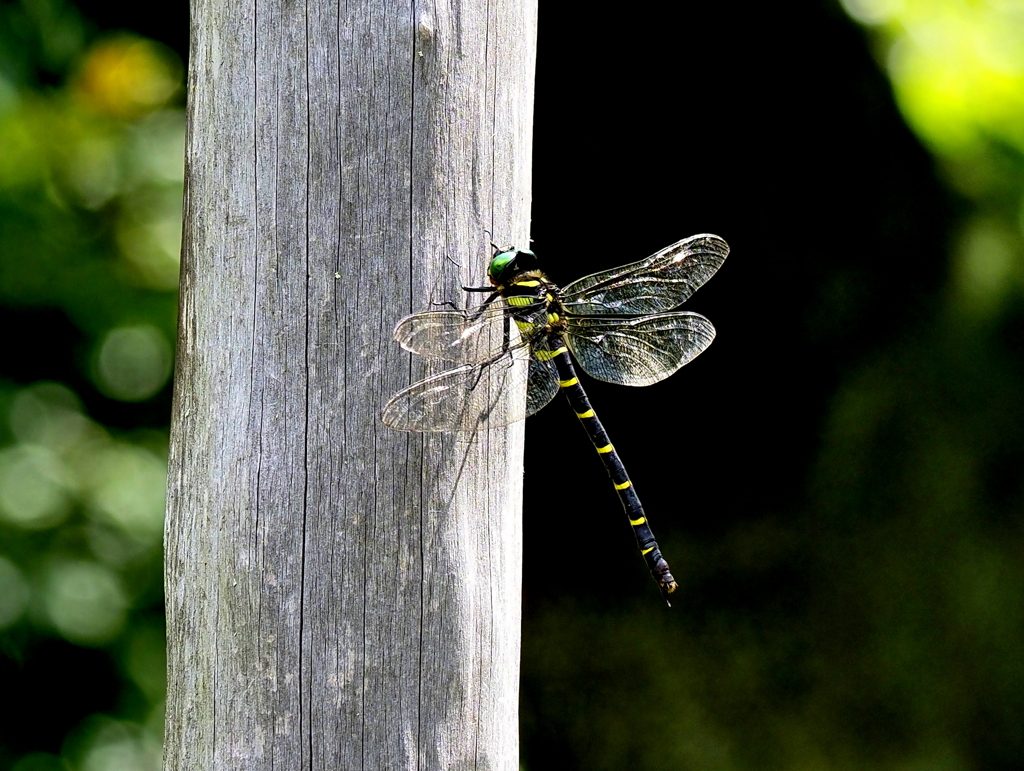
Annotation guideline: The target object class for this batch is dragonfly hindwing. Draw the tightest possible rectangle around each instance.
[565,311,717,387]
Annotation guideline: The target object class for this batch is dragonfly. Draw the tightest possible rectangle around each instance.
[381,233,729,603]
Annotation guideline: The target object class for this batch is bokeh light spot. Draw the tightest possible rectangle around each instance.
[954,218,1021,315]
[839,0,904,26]
[129,110,186,184]
[0,73,19,116]
[116,189,182,291]
[78,719,162,771]
[93,325,172,402]
[65,135,121,209]
[9,382,92,451]
[74,37,181,118]
[0,555,30,629]
[0,444,75,529]
[87,444,167,543]
[43,559,127,645]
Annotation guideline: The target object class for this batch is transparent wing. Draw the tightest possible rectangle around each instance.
[381,344,560,432]
[393,299,546,364]
[565,311,716,386]
[560,234,728,315]
[523,340,562,418]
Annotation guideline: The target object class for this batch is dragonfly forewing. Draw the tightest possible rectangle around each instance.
[393,300,547,364]
[560,233,729,315]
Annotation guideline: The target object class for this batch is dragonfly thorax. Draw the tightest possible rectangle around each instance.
[500,272,569,337]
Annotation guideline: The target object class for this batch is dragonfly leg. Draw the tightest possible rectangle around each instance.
[430,299,463,311]
[428,287,499,316]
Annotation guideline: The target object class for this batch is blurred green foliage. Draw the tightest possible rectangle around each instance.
[841,0,1024,319]
[0,0,181,768]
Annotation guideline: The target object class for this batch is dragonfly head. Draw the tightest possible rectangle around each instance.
[487,246,538,285]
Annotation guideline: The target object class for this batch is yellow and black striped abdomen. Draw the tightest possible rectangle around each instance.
[549,343,678,601]
[499,274,678,600]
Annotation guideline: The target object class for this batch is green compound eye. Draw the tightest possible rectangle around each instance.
[487,249,520,281]
[488,248,537,282]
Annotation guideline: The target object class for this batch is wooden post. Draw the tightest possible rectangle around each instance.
[164,1,536,769]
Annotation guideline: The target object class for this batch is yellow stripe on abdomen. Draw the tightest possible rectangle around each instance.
[535,347,568,361]
[558,377,578,387]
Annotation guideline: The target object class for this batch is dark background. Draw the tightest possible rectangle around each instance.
[527,0,950,585]
[3,0,1022,769]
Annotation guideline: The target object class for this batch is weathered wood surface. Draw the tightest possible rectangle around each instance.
[164,1,536,768]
